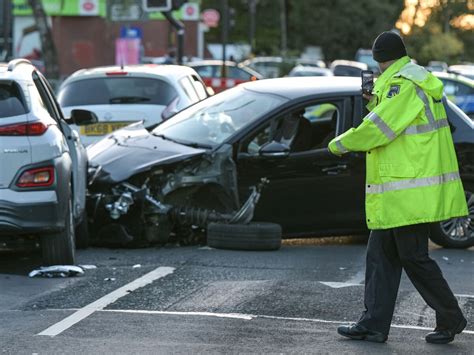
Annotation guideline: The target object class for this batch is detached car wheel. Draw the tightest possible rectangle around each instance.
[41,197,76,265]
[207,222,282,251]
[430,190,474,248]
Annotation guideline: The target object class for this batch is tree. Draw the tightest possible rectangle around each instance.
[402,0,473,64]
[288,0,404,61]
[28,0,59,79]
[202,0,404,60]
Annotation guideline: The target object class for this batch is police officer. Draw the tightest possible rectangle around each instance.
[328,31,468,344]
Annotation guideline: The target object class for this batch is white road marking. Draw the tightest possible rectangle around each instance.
[37,266,175,337]
[96,309,474,335]
[455,294,474,299]
[320,270,365,288]
[101,309,253,320]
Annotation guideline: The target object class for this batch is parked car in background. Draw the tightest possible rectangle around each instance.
[288,65,333,77]
[240,56,299,78]
[58,65,209,146]
[188,60,263,94]
[295,59,327,68]
[448,65,474,80]
[0,59,96,264]
[355,49,379,73]
[85,77,474,250]
[330,60,368,77]
[433,72,474,119]
[426,60,448,72]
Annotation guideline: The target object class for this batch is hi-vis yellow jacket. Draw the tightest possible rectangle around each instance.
[328,56,468,230]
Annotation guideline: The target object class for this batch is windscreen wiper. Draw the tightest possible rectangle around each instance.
[153,133,211,149]
[109,96,151,104]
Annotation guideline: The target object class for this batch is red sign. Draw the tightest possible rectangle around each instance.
[83,2,94,11]
[202,9,220,28]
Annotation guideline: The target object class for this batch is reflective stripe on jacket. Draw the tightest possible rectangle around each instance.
[328,56,468,230]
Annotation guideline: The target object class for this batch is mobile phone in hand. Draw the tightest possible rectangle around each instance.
[361,70,374,95]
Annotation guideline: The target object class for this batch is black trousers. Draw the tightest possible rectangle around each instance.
[357,223,464,335]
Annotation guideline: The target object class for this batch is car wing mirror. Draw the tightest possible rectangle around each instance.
[259,140,290,158]
[69,109,98,126]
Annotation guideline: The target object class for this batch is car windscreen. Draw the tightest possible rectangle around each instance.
[333,66,363,77]
[152,87,287,147]
[0,82,28,118]
[58,77,178,106]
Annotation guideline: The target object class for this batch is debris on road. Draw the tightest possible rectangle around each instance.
[104,277,116,281]
[132,264,141,268]
[442,256,449,261]
[79,265,98,270]
[29,265,85,278]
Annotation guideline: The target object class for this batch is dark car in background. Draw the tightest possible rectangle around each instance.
[188,60,263,93]
[330,60,368,77]
[85,77,474,250]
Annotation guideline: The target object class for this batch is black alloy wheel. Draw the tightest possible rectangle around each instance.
[430,190,474,248]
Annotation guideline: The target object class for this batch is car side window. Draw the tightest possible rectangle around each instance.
[32,71,60,122]
[229,67,251,80]
[273,102,339,153]
[179,76,200,102]
[241,101,341,155]
[194,66,213,79]
[442,80,457,96]
[191,75,208,100]
[456,82,470,96]
[244,124,272,155]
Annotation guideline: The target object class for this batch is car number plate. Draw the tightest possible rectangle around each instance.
[80,122,136,136]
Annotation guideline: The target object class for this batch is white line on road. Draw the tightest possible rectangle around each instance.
[37,266,175,337]
[101,309,253,320]
[320,270,365,288]
[97,309,474,335]
[455,294,474,299]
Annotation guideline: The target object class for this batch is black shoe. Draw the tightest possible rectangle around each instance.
[337,323,387,343]
[425,317,467,344]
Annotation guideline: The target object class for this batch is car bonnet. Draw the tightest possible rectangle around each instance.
[87,123,206,184]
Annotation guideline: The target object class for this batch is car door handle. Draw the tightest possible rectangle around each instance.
[322,164,347,174]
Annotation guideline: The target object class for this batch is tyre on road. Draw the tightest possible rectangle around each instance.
[75,215,89,249]
[207,222,282,251]
[429,189,474,249]
[41,197,76,265]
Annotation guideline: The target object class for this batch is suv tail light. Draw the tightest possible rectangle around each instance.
[0,122,49,136]
[16,166,55,188]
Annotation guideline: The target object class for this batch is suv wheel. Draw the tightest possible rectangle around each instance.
[429,190,474,248]
[41,196,76,265]
[75,215,89,249]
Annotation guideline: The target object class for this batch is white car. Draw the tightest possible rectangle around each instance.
[58,65,210,146]
[288,65,333,77]
[0,59,96,265]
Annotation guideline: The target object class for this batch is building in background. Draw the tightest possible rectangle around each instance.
[12,0,200,78]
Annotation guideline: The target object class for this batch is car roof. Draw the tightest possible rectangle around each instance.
[291,66,331,73]
[239,76,360,99]
[188,60,238,67]
[330,60,368,70]
[433,71,474,87]
[0,60,35,81]
[63,64,198,84]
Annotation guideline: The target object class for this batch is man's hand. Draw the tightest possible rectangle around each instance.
[363,93,373,101]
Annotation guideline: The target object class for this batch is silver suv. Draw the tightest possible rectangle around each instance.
[0,59,96,265]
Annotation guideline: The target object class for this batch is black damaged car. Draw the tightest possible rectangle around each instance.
[85,77,474,249]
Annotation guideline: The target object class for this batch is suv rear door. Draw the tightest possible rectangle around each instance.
[33,72,88,220]
[0,81,32,189]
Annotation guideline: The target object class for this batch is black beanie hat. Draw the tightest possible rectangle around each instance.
[372,31,407,63]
